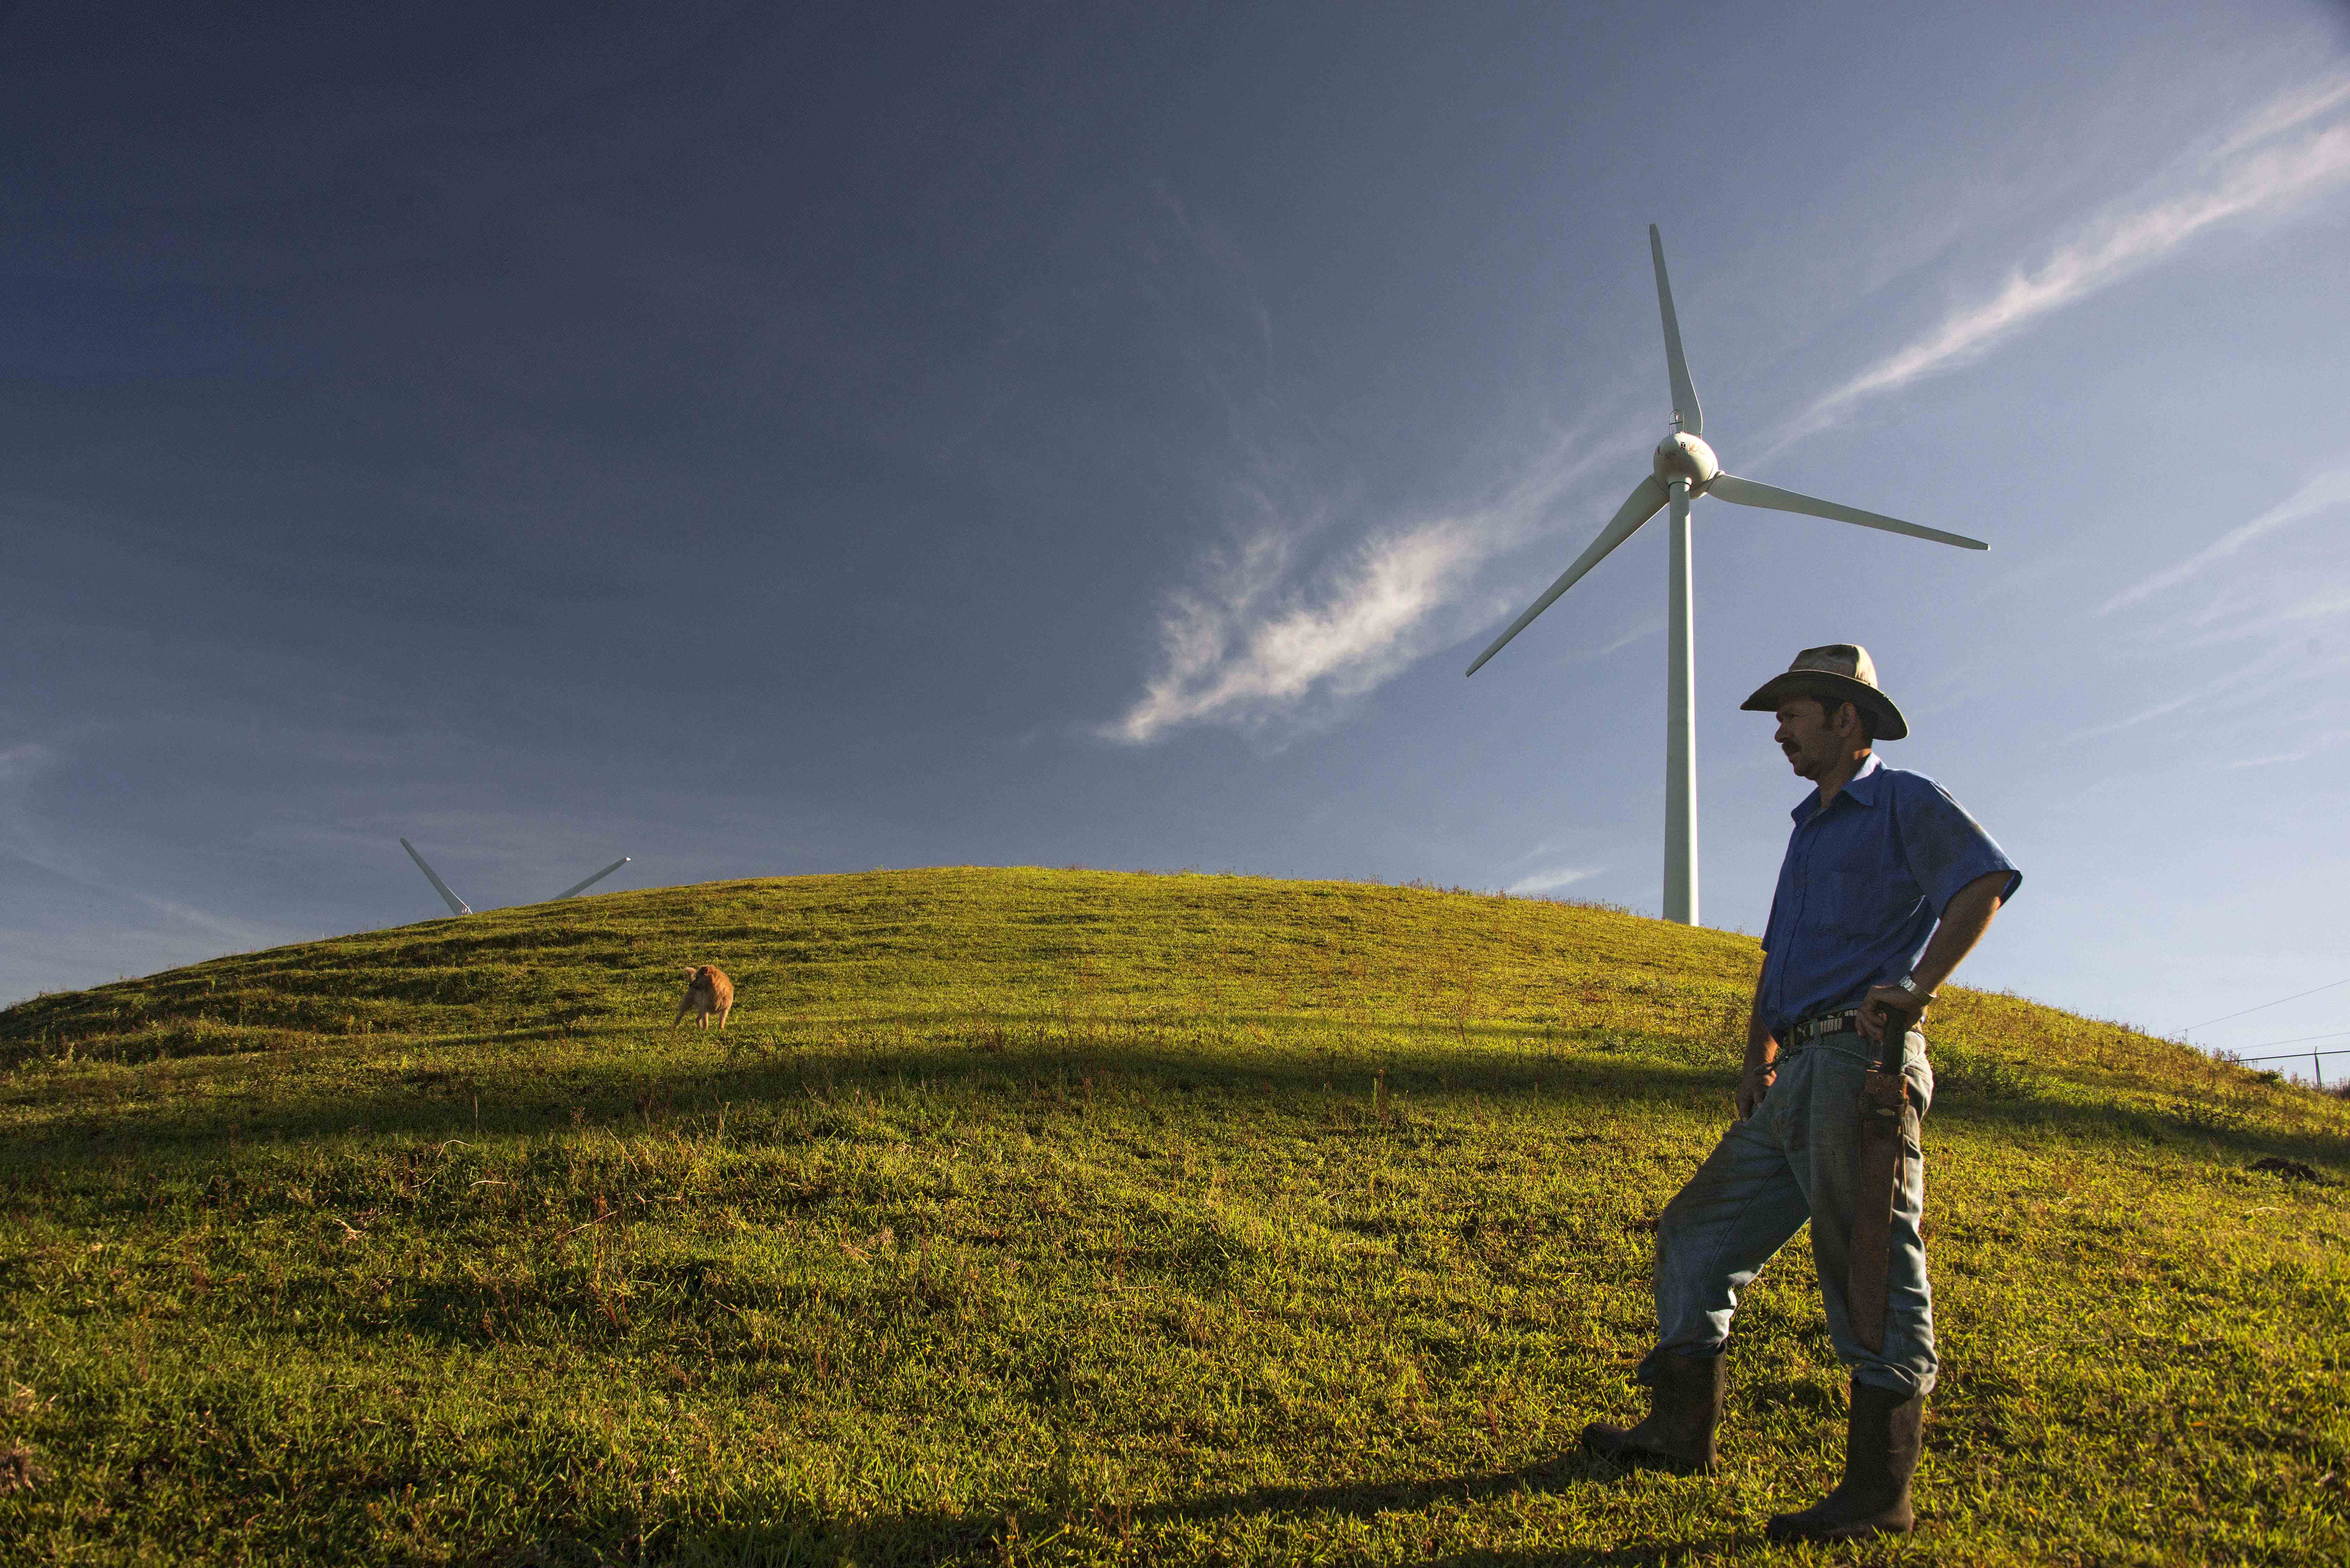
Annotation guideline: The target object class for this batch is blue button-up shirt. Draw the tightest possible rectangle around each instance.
[1757,756,2020,1042]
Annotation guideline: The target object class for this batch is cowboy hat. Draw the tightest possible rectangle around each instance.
[1740,643,1908,741]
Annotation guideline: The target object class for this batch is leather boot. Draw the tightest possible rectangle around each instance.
[1581,1351,1725,1471]
[1766,1380,1923,1542]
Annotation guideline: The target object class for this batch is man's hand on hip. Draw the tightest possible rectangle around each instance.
[1857,871,2009,1048]
[1858,985,1927,1046]
[1737,1062,1776,1119]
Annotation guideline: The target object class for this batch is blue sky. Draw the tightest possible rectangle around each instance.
[6,2,2349,1068]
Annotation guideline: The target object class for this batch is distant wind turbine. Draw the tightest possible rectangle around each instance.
[401,838,473,916]
[398,838,631,916]
[553,858,634,901]
[1466,225,1990,926]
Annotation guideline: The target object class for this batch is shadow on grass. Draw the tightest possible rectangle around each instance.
[1,1032,1730,1140]
[6,1026,2345,1189]
[1,1004,1702,1072]
[650,1458,1747,1567]
[1922,1082,2350,1177]
[1138,1452,1744,1560]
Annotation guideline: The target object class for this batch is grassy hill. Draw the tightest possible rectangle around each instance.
[1,867,2344,1565]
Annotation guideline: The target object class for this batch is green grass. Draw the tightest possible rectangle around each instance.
[1,866,2344,1565]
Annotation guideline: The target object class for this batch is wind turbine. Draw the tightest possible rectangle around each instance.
[398,838,632,917]
[1465,225,1989,926]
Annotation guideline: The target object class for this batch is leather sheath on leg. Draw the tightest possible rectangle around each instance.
[1766,1380,1923,1542]
[1581,1351,1725,1471]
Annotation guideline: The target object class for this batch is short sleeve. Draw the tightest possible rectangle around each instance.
[1892,775,2021,915]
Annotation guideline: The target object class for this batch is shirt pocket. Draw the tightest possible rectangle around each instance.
[1827,868,1905,940]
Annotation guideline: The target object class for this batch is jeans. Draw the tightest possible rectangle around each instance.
[1636,1028,1937,1398]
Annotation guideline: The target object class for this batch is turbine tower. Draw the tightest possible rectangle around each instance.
[1466,226,1990,926]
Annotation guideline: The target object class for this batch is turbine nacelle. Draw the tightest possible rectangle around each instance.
[1653,431,1719,491]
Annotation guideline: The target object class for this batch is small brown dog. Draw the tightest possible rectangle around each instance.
[674,965,734,1029]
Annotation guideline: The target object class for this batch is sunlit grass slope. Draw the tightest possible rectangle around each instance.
[2,867,2345,1565]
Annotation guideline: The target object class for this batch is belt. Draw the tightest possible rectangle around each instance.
[1787,1008,1863,1045]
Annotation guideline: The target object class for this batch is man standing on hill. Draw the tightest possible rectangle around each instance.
[1581,644,2020,1543]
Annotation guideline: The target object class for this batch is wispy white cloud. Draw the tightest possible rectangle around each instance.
[2081,465,2350,750]
[2229,736,2348,769]
[1105,515,1488,744]
[0,741,58,785]
[2102,466,2350,613]
[1796,73,2350,433]
[1507,863,1600,896]
[0,736,285,952]
[2180,588,2350,647]
[2067,631,2350,745]
[1561,616,1665,665]
[1106,430,1633,743]
[2069,693,2197,740]
[122,891,282,947]
[2208,74,2350,162]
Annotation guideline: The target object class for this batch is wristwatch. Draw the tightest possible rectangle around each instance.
[1894,973,1937,1006]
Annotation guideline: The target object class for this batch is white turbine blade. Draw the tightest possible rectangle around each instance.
[554,856,631,901]
[400,838,473,916]
[1466,474,1670,676]
[1708,473,1989,550]
[1650,224,1702,437]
